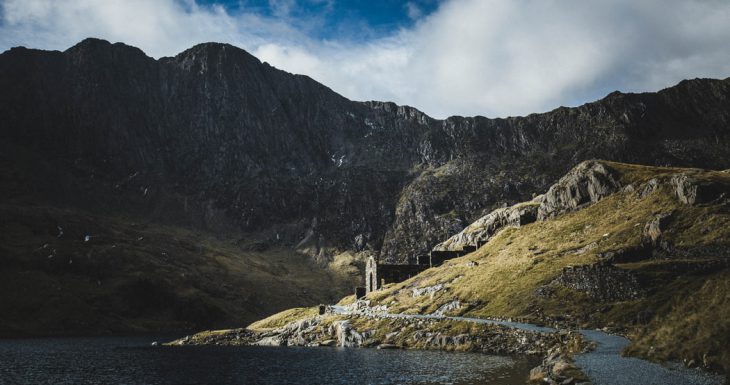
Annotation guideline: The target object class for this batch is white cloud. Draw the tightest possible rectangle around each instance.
[2,0,730,118]
[405,2,423,20]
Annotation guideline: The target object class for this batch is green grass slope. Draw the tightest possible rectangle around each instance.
[367,161,730,372]
[0,204,361,336]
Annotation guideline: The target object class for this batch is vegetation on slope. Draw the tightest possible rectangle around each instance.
[0,204,361,336]
[366,161,730,372]
[251,160,730,374]
[624,270,730,371]
[248,307,319,330]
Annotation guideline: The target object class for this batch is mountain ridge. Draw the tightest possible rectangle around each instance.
[2,38,730,261]
[1,39,730,334]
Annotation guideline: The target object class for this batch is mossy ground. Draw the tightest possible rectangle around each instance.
[248,307,319,330]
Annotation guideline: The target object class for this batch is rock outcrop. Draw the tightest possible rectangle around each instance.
[672,174,728,205]
[330,320,367,347]
[435,199,541,251]
[537,161,621,220]
[529,343,593,385]
[435,160,626,252]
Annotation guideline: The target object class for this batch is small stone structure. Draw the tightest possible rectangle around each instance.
[406,254,430,265]
[365,244,480,293]
[429,250,464,266]
[355,287,366,299]
[365,256,430,293]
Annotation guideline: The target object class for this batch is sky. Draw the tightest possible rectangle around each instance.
[1,0,730,118]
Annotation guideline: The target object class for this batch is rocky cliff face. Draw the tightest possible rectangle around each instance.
[2,38,730,265]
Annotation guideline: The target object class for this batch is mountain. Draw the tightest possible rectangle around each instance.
[186,160,730,375]
[1,38,730,334]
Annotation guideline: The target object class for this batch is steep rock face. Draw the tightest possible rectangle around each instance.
[0,39,425,259]
[2,39,730,265]
[380,157,548,261]
[380,79,730,261]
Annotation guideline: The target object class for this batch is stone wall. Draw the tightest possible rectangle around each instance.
[553,263,643,301]
[366,245,476,294]
[429,250,463,266]
[377,264,429,288]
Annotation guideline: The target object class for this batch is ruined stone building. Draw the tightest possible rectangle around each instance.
[365,256,429,293]
[362,245,481,295]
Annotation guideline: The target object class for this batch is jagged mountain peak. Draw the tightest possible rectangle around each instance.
[65,37,150,59]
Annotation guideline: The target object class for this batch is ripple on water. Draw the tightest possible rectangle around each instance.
[0,336,539,385]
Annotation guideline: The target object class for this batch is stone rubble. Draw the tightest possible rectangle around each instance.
[432,300,461,316]
[412,283,445,298]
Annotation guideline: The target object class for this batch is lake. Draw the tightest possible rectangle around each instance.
[0,335,538,385]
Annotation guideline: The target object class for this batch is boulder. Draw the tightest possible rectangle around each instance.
[642,212,673,247]
[529,367,548,383]
[637,178,661,198]
[412,283,444,298]
[432,300,461,316]
[253,336,282,346]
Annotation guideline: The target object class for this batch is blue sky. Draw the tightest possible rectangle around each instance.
[1,0,730,118]
[195,0,440,39]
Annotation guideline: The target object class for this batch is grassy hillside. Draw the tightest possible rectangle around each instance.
[367,161,730,371]
[0,204,362,336]
[251,161,730,373]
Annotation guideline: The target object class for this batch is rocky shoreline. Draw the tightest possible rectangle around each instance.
[168,309,592,385]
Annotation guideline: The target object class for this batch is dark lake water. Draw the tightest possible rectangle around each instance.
[0,336,538,385]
